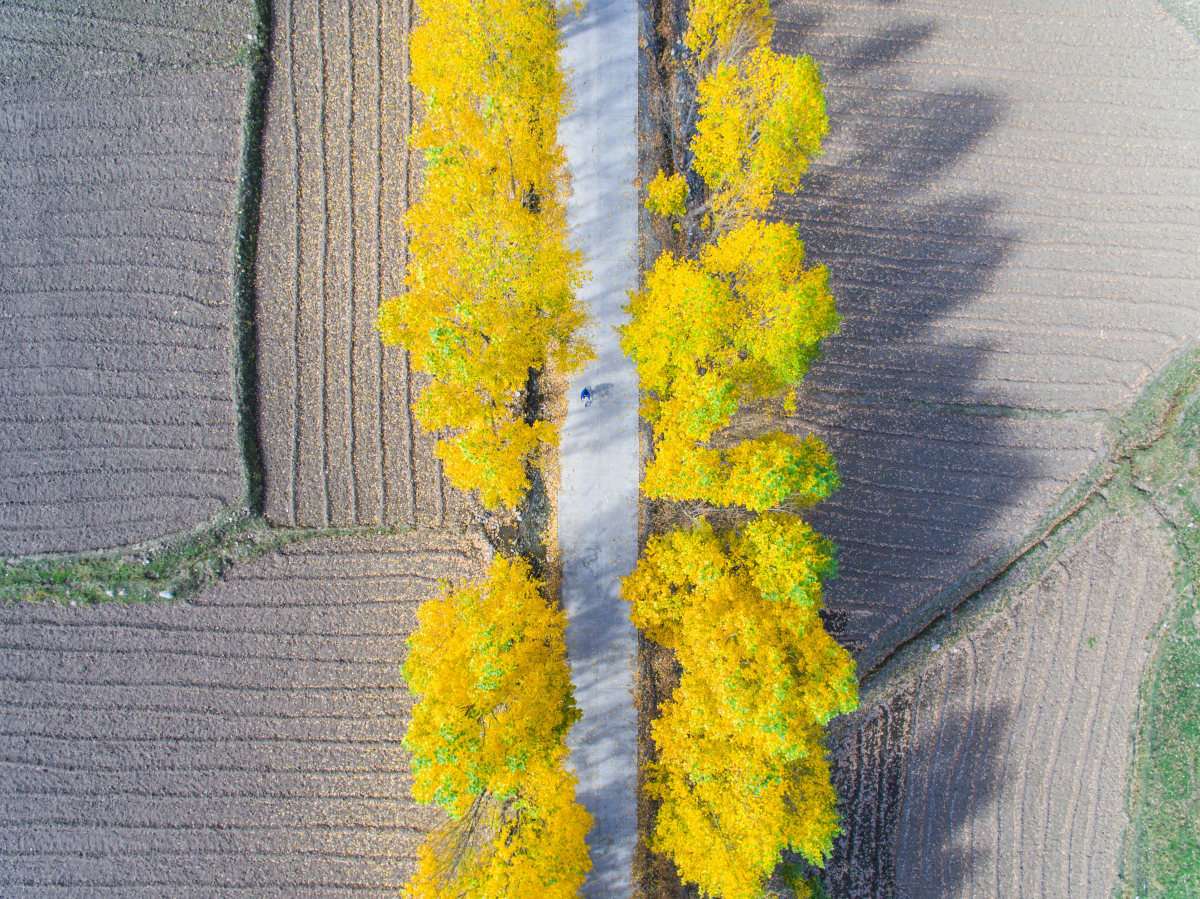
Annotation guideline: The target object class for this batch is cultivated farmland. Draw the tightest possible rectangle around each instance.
[775,0,1200,657]
[0,532,486,894]
[0,3,254,555]
[257,0,466,530]
[823,513,1174,897]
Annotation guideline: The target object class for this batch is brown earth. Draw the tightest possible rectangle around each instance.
[774,0,1200,657]
[0,4,252,556]
[0,1,251,88]
[257,0,465,530]
[0,532,486,895]
[823,513,1174,897]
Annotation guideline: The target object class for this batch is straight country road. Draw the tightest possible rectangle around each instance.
[558,0,640,893]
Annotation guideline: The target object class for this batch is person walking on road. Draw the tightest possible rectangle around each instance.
[580,386,593,407]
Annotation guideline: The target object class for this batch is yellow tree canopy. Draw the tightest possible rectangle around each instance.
[646,727,840,899]
[404,761,592,899]
[403,557,581,814]
[623,517,857,897]
[409,0,571,198]
[402,557,591,896]
[623,516,854,721]
[435,417,558,511]
[378,0,592,509]
[382,187,587,404]
[692,47,828,227]
[683,0,772,68]
[621,220,839,508]
[622,221,836,415]
[643,428,839,511]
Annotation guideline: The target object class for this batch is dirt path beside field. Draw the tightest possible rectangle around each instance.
[0,532,485,895]
[0,5,252,556]
[256,0,463,531]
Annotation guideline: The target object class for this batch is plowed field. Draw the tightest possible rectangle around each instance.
[776,0,1200,654]
[0,1,250,88]
[824,514,1174,897]
[257,0,461,530]
[0,532,485,895]
[0,5,251,556]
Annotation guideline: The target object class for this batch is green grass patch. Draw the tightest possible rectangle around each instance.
[1118,374,1200,896]
[1156,0,1200,45]
[1119,535,1200,896]
[0,510,386,606]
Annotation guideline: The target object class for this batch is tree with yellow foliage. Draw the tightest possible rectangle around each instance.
[623,517,857,899]
[691,48,827,229]
[648,0,827,237]
[402,557,591,897]
[377,0,592,509]
[643,428,838,511]
[379,176,589,508]
[405,763,591,899]
[633,0,836,513]
[621,219,840,509]
[624,220,837,410]
[683,0,773,67]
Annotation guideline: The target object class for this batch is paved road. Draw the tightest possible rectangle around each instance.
[558,0,639,893]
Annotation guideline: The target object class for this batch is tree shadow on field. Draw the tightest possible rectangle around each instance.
[821,686,1014,898]
[771,4,1027,658]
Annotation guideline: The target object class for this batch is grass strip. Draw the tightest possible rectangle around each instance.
[1117,373,1200,896]
[0,510,408,606]
[230,0,273,515]
[1157,0,1200,44]
[1121,541,1200,897]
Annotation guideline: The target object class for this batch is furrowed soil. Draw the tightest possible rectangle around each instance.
[0,3,253,555]
[775,0,1200,657]
[257,0,464,530]
[0,532,486,895]
[823,513,1174,897]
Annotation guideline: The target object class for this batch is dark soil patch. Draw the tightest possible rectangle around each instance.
[0,20,250,554]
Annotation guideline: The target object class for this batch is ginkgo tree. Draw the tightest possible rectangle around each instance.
[623,516,857,899]
[649,0,828,237]
[621,218,840,509]
[403,557,591,897]
[378,0,592,509]
[630,0,836,512]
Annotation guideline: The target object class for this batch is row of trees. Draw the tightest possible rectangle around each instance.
[622,0,858,896]
[378,0,593,509]
[388,1,593,895]
[403,558,591,896]
[624,519,856,898]
[623,0,839,513]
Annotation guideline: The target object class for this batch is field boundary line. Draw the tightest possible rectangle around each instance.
[836,339,1200,743]
[373,0,387,525]
[230,0,273,517]
[316,0,332,526]
[344,0,359,525]
[287,0,303,524]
